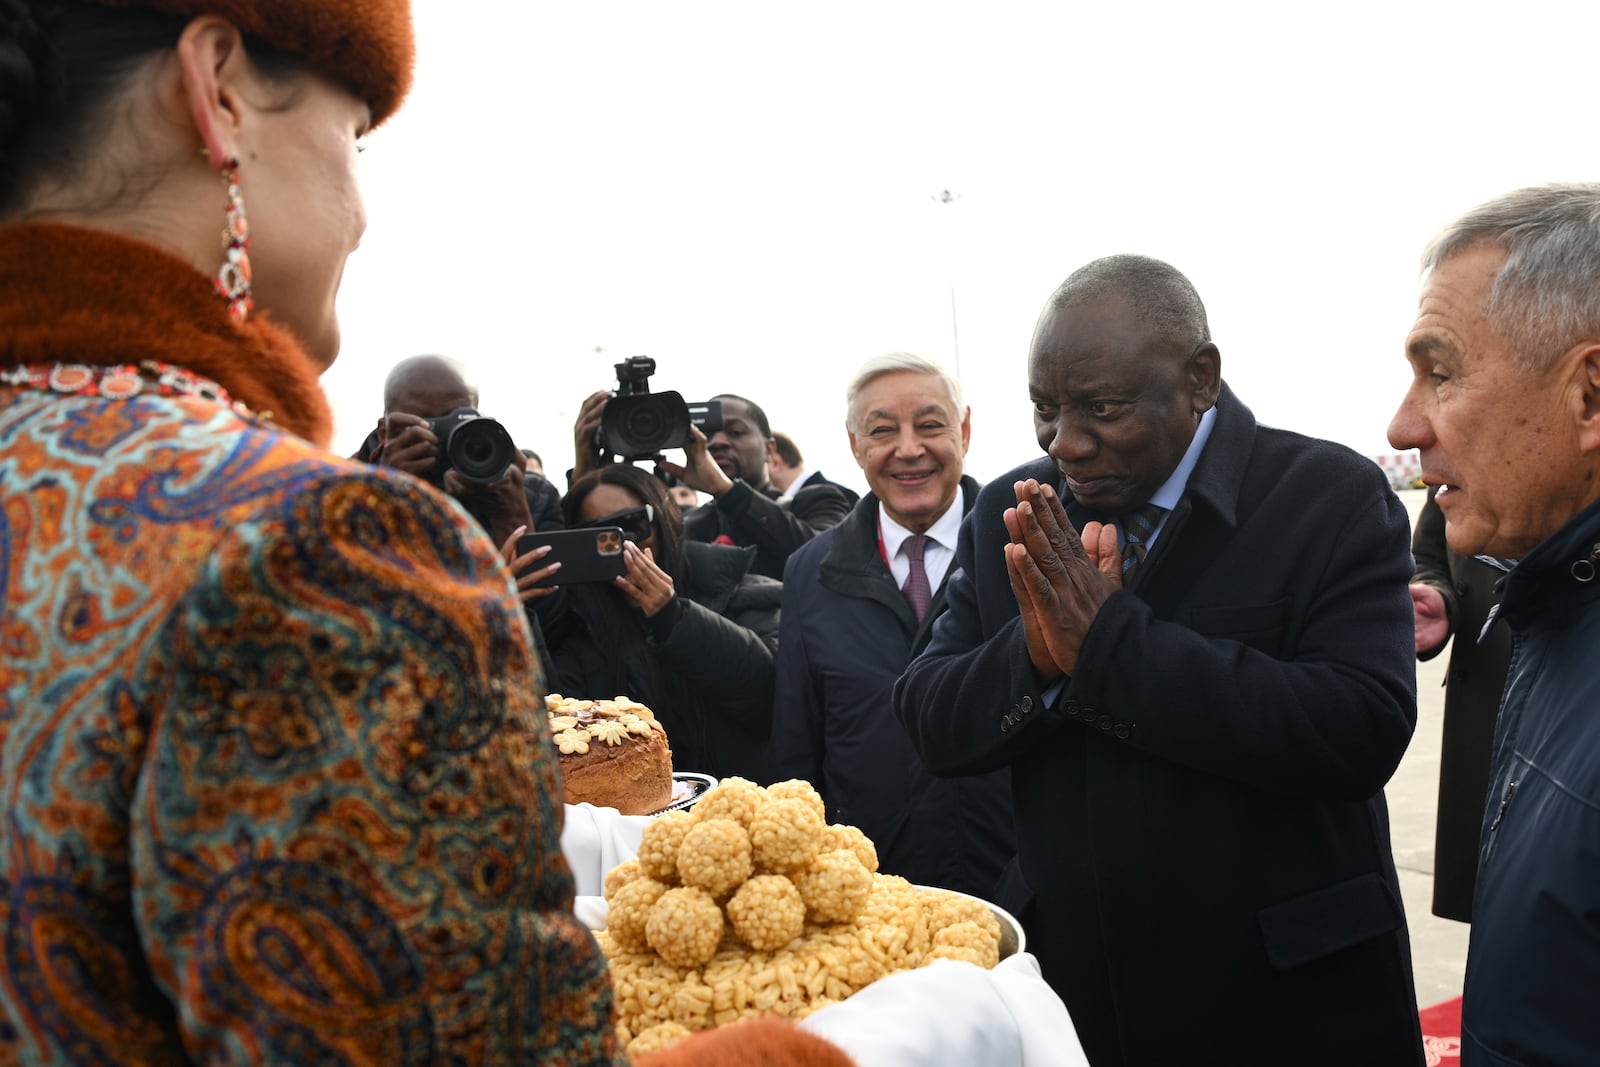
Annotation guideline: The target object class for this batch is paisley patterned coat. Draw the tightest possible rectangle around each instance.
[0,224,625,1065]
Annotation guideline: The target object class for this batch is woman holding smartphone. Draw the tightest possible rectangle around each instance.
[551,464,780,782]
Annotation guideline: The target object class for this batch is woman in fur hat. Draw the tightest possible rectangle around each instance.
[0,3,852,1064]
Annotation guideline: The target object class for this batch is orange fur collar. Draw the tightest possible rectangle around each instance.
[0,222,333,447]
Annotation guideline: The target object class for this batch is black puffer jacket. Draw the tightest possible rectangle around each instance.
[546,539,780,781]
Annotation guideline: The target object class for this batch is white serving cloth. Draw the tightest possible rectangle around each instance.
[798,953,1088,1067]
[560,802,651,897]
[573,894,1086,1067]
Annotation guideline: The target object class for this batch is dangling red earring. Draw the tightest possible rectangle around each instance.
[214,157,252,323]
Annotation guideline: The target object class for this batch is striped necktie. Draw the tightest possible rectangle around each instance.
[1119,504,1166,585]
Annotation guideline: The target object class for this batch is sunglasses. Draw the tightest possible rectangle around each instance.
[578,503,655,544]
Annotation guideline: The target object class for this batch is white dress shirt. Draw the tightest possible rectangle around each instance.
[880,498,964,593]
[776,465,813,503]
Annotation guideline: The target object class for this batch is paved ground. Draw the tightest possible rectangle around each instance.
[1390,489,1472,1009]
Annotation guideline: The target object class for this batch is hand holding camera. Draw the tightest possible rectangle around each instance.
[656,425,734,498]
[383,407,520,488]
[378,411,441,478]
[594,357,723,462]
[382,407,530,545]
[572,390,613,481]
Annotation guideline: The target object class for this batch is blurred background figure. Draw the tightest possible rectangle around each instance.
[548,464,781,780]
[769,429,860,505]
[1409,487,1511,923]
[668,482,702,510]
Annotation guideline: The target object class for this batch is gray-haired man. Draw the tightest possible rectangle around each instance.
[1388,183,1600,1066]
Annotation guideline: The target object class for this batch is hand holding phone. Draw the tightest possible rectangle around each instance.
[516,527,627,588]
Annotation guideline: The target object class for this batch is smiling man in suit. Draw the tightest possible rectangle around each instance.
[770,353,1013,898]
[894,257,1424,1066]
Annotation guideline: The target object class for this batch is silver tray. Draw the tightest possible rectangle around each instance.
[914,884,1026,959]
[649,772,717,816]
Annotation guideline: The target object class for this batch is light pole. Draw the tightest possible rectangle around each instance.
[933,189,962,380]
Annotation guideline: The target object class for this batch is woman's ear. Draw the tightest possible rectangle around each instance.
[174,16,248,168]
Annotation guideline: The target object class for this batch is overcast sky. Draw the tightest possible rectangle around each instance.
[321,0,1599,494]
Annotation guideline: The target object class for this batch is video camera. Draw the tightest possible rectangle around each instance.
[422,408,519,486]
[598,356,723,461]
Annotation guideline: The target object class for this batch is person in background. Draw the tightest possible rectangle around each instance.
[769,430,860,505]
[0,2,849,1063]
[523,447,546,475]
[668,482,701,511]
[572,389,851,579]
[770,353,1013,897]
[358,353,565,676]
[548,464,781,781]
[894,255,1424,1065]
[1409,486,1511,923]
[359,353,564,539]
[1388,183,1600,1066]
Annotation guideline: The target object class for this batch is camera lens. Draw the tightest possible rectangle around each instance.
[624,404,665,442]
[601,393,693,459]
[447,417,517,485]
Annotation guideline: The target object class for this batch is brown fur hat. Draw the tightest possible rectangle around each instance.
[94,0,414,124]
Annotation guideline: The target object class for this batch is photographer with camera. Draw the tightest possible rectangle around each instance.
[358,356,568,672]
[365,355,563,547]
[573,359,852,580]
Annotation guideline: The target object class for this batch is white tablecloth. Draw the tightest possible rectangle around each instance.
[562,801,1088,1067]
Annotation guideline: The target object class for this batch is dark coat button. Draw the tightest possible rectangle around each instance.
[1098,715,1112,731]
[1063,701,1080,717]
[1114,724,1130,739]
[1019,696,1033,712]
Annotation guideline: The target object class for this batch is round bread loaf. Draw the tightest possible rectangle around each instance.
[548,695,674,815]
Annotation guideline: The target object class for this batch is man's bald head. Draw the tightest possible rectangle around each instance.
[1045,254,1211,355]
[384,355,479,417]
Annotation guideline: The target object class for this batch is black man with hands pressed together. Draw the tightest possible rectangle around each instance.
[893,255,1424,1066]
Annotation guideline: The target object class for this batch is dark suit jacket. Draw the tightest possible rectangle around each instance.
[769,477,1014,897]
[893,386,1424,1067]
[1412,487,1511,922]
[795,469,861,507]
[683,478,852,580]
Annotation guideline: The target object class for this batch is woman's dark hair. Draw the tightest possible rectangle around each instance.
[562,465,686,583]
[559,466,694,750]
[0,1,303,217]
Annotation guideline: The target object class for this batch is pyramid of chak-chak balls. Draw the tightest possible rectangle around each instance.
[595,776,1006,1058]
[546,694,674,816]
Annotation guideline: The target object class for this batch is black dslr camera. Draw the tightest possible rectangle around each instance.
[598,357,723,461]
[423,408,519,486]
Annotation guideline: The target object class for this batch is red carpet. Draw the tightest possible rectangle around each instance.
[1419,996,1462,1064]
